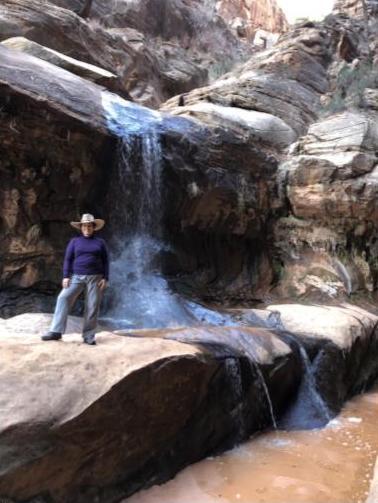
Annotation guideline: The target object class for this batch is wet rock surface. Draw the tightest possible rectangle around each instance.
[0,314,299,503]
[265,303,378,415]
[1,303,378,501]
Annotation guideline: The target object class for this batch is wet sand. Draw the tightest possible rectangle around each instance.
[126,388,378,503]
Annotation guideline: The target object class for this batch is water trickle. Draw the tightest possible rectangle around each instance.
[225,359,246,441]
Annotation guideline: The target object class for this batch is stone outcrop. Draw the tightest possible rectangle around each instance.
[45,0,257,101]
[0,313,299,503]
[334,0,378,17]
[160,5,378,303]
[159,20,335,300]
[265,303,378,414]
[0,43,281,311]
[161,20,334,135]
[1,0,378,307]
[230,302,378,429]
[273,107,378,299]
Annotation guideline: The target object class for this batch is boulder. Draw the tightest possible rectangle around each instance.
[165,102,297,148]
[286,111,378,221]
[231,302,378,423]
[363,88,378,110]
[0,313,300,502]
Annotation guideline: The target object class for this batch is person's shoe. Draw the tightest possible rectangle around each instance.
[41,332,62,341]
[83,337,96,346]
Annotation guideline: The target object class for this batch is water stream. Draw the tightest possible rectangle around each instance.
[125,388,378,503]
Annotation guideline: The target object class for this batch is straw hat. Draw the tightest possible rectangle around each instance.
[70,213,105,231]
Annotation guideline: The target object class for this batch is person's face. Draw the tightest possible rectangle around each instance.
[81,222,95,237]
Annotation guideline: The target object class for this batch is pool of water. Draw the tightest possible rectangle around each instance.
[125,388,378,503]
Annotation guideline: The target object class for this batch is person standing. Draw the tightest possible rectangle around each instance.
[42,214,109,345]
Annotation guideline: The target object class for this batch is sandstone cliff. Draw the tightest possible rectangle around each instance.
[217,0,289,40]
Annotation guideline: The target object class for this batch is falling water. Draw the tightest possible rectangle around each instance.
[225,359,247,441]
[101,93,197,328]
[278,334,332,429]
[298,345,332,422]
[101,91,279,433]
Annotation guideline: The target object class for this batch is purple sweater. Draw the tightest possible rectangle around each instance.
[63,236,109,280]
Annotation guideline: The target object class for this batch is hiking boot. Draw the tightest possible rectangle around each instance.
[83,337,96,346]
[41,331,62,341]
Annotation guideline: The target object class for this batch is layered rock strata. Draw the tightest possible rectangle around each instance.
[0,0,209,106]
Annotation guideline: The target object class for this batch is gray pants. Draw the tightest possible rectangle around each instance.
[50,274,103,341]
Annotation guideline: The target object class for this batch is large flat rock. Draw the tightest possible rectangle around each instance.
[267,303,378,349]
[0,313,299,502]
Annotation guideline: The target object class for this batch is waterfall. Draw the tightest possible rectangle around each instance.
[101,92,197,329]
[100,91,280,436]
[277,333,332,430]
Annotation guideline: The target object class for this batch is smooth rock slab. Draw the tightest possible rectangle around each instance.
[1,37,118,87]
[0,314,299,503]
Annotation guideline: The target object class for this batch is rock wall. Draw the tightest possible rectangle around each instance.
[160,5,378,304]
[0,0,212,107]
[0,44,117,315]
[1,0,378,307]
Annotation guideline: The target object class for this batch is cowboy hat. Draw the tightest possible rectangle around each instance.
[70,213,105,231]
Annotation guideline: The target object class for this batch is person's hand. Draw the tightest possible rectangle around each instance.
[98,279,108,291]
[62,278,70,289]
